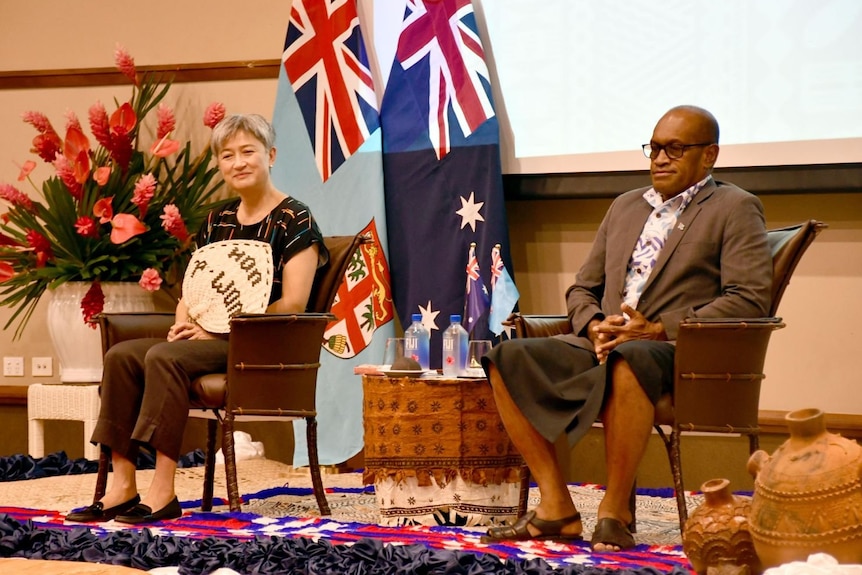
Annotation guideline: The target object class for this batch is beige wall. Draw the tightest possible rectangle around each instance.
[1,1,860,419]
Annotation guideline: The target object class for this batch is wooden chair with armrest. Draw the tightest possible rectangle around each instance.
[510,219,827,530]
[93,233,369,515]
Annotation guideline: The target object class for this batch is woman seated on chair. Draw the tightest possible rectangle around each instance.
[67,113,329,524]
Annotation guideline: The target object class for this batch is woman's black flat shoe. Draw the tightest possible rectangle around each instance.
[66,494,141,523]
[115,496,182,524]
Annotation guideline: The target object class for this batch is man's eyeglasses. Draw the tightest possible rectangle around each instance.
[642,142,713,160]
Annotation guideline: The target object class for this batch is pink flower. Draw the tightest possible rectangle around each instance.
[0,183,35,212]
[25,229,53,267]
[160,204,189,243]
[81,281,104,327]
[139,268,163,292]
[94,196,114,223]
[52,155,83,201]
[203,102,226,129]
[21,111,53,134]
[74,216,99,238]
[94,166,111,186]
[63,124,91,185]
[114,44,138,86]
[150,135,180,158]
[110,213,147,244]
[132,173,157,216]
[16,160,36,181]
[0,261,14,283]
[156,104,176,139]
[88,102,112,149]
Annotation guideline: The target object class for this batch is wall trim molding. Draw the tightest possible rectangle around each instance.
[2,385,859,438]
[0,59,281,90]
[503,163,862,199]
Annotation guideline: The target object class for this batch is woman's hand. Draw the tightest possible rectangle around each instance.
[167,321,218,342]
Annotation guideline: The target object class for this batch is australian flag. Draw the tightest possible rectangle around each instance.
[380,0,513,367]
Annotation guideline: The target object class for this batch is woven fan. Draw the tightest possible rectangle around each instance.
[182,239,274,333]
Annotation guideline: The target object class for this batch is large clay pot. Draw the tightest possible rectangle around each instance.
[747,408,862,567]
[683,478,762,575]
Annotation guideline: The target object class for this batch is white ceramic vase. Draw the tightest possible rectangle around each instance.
[47,281,156,382]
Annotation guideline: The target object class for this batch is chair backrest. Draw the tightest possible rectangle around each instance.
[767,220,827,316]
[306,234,369,314]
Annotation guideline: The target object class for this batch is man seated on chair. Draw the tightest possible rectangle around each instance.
[480,105,772,551]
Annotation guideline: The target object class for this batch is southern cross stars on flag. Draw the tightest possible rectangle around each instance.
[396,0,496,160]
[282,0,379,182]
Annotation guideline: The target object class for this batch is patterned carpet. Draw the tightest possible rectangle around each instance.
[0,456,696,573]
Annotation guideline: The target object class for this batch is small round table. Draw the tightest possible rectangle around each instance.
[361,373,527,526]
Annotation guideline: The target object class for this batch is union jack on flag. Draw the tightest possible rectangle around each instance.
[395,0,495,160]
[282,0,379,182]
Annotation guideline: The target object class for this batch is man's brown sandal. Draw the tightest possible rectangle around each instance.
[590,517,636,551]
[480,510,583,543]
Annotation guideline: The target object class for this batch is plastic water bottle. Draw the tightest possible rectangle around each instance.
[442,314,469,377]
[404,313,430,370]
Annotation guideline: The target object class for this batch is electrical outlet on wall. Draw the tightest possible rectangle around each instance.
[3,356,24,377]
[32,356,53,377]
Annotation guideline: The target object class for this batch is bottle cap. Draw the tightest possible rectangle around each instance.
[411,313,422,321]
[450,314,461,323]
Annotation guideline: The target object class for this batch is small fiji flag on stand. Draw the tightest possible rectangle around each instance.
[489,243,520,338]
[463,242,490,337]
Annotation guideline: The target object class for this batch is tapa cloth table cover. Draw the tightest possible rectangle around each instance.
[362,374,523,526]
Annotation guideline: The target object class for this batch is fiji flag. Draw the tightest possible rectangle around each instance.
[489,243,519,337]
[380,0,514,366]
[463,242,489,336]
[273,0,395,465]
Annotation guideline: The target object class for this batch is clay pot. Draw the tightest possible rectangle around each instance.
[747,408,862,568]
[683,478,762,575]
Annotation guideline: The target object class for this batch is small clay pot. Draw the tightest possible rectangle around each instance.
[683,478,762,575]
[747,408,862,568]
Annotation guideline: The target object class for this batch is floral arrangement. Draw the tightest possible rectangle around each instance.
[0,46,228,338]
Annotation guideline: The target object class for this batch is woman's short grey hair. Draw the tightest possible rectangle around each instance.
[210,114,276,155]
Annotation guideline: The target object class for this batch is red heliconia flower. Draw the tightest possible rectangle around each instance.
[52,155,83,201]
[16,160,36,181]
[0,183,35,212]
[160,204,189,243]
[88,102,112,149]
[132,173,157,217]
[25,229,53,267]
[138,268,163,292]
[0,261,14,283]
[156,103,176,139]
[94,196,114,224]
[81,281,105,327]
[94,166,111,186]
[114,44,138,86]
[30,132,63,164]
[203,102,226,129]
[110,213,147,244]
[23,111,63,163]
[74,216,99,238]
